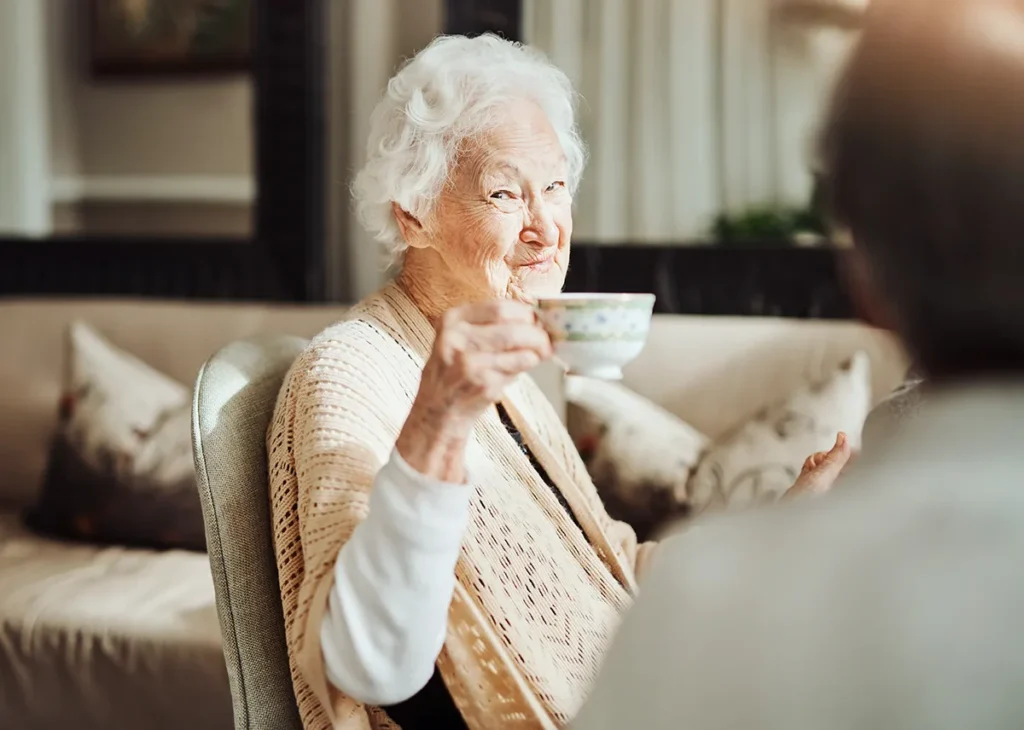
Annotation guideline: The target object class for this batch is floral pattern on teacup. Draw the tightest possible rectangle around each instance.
[537,299,653,343]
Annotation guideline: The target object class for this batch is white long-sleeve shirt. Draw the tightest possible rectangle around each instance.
[319,450,473,706]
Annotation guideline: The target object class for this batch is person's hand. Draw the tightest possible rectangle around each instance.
[784,432,853,499]
[395,300,552,482]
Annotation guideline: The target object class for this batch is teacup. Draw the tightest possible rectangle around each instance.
[535,293,656,379]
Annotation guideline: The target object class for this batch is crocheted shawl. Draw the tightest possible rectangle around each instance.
[268,282,651,729]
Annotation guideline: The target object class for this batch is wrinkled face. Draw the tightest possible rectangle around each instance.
[409,100,573,304]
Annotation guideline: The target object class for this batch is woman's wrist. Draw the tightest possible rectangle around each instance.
[395,400,472,483]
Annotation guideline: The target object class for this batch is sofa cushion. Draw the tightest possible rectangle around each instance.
[620,316,907,440]
[0,511,231,730]
[0,298,904,507]
[688,351,873,513]
[26,322,204,552]
[0,299,350,508]
[565,377,709,540]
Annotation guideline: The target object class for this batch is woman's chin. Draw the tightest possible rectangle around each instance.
[508,268,566,302]
[508,281,563,303]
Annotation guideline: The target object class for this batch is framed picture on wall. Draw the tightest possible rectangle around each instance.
[89,0,251,76]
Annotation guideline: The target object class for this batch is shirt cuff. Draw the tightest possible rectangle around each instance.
[369,449,475,551]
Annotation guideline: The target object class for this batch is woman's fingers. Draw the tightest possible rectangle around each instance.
[802,451,829,475]
[809,432,853,484]
[442,302,553,361]
[466,322,552,356]
[489,349,544,375]
[411,300,559,458]
[801,432,851,473]
[788,432,854,499]
[825,432,851,464]
[805,453,822,471]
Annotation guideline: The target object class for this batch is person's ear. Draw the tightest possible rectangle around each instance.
[393,203,429,249]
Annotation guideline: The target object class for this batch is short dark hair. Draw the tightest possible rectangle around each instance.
[820,0,1024,379]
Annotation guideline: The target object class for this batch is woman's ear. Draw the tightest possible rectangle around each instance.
[393,203,429,249]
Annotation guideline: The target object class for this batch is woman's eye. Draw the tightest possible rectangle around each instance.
[490,190,514,201]
[546,180,567,192]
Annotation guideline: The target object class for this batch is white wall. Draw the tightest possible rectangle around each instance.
[46,0,253,181]
[45,0,254,235]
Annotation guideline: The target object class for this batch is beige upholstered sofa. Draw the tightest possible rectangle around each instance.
[0,297,908,730]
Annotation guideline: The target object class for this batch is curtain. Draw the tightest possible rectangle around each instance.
[523,0,860,243]
[525,0,720,243]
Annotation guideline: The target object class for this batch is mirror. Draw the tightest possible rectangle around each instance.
[522,0,865,246]
[0,0,255,239]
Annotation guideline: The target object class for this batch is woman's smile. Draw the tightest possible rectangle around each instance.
[518,251,557,272]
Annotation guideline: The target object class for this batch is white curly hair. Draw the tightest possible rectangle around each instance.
[351,34,587,261]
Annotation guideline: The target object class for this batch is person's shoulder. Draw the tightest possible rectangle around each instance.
[271,314,416,437]
[313,315,395,351]
[272,316,415,454]
[647,503,791,598]
[294,316,407,383]
[647,487,881,604]
[656,495,822,561]
[647,466,1011,612]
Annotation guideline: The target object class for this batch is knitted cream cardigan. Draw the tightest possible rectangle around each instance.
[268,282,653,729]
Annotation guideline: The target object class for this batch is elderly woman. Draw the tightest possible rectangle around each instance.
[268,33,845,730]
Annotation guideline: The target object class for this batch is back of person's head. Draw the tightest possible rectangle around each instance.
[821,0,1024,380]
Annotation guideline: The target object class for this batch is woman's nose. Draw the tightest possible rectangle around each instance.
[521,198,559,246]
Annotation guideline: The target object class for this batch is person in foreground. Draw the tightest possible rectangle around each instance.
[267,34,845,730]
[573,1,1024,728]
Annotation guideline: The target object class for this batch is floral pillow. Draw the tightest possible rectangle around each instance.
[687,351,873,514]
[566,377,710,540]
[25,321,206,552]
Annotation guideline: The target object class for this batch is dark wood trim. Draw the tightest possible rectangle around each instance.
[565,244,853,319]
[445,0,522,40]
[0,237,282,301]
[253,0,328,301]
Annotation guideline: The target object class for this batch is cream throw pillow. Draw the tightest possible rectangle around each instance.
[688,351,873,514]
[26,321,204,551]
[566,376,710,540]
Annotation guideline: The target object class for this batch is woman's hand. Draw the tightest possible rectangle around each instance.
[395,300,553,482]
[784,432,853,499]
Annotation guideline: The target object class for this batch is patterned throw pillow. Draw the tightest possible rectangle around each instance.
[25,322,205,552]
[566,377,710,540]
[688,351,873,514]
